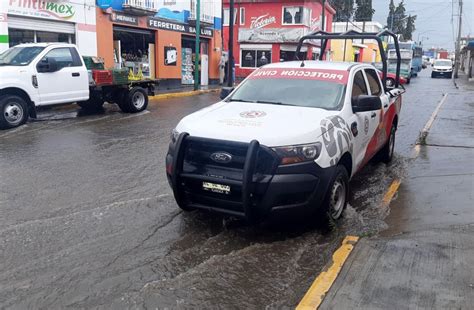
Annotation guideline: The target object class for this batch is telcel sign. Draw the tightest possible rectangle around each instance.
[8,0,76,20]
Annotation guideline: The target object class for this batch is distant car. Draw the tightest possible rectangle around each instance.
[431,59,453,78]
[376,69,407,88]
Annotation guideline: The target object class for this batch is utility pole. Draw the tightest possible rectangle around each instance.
[193,0,201,90]
[454,0,463,78]
[321,0,326,32]
[321,0,326,60]
[227,0,235,87]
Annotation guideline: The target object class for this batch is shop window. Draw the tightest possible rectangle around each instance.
[241,49,271,68]
[240,7,245,25]
[8,28,74,47]
[280,50,306,62]
[36,31,71,44]
[8,29,34,47]
[41,48,76,70]
[282,7,311,26]
[223,8,237,26]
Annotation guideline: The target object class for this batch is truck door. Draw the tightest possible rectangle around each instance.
[36,47,89,105]
[349,69,381,171]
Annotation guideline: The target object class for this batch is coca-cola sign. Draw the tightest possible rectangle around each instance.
[250,14,276,29]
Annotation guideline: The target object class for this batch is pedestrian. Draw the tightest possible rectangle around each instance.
[231,56,235,85]
[219,53,226,85]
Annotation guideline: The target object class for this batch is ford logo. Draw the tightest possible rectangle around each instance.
[210,152,233,164]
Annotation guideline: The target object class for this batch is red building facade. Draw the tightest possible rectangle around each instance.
[223,0,335,79]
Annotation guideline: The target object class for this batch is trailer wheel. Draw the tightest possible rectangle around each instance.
[77,97,104,110]
[0,95,29,129]
[121,87,148,113]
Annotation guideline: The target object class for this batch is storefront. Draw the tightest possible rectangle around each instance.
[223,0,334,79]
[113,24,156,78]
[96,7,222,88]
[0,0,97,55]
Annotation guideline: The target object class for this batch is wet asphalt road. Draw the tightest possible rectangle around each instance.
[0,68,457,308]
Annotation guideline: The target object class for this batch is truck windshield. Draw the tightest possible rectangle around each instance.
[434,60,452,66]
[229,76,345,110]
[0,46,45,66]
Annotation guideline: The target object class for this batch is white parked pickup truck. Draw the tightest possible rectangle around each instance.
[166,31,404,222]
[0,43,158,129]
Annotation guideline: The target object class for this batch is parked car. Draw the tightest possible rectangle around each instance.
[431,59,453,78]
[373,63,407,87]
[0,43,158,129]
[376,69,407,87]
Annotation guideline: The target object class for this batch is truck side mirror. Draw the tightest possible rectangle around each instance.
[352,95,382,113]
[220,87,234,100]
[37,57,58,73]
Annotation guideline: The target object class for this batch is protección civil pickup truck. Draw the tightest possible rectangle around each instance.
[166,30,404,222]
[0,43,158,129]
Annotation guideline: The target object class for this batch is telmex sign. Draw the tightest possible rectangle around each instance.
[8,0,76,20]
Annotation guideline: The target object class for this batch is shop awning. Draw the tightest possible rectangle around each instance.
[280,44,308,52]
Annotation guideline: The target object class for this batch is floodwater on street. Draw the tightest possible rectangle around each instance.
[0,68,458,308]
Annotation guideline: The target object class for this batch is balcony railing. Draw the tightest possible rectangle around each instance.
[122,0,158,15]
[189,0,214,25]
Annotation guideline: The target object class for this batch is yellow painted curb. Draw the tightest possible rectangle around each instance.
[382,179,401,207]
[150,89,219,100]
[296,235,359,310]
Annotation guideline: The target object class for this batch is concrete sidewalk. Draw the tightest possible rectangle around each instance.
[320,78,474,309]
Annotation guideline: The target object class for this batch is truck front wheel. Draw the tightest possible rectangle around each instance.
[119,87,148,113]
[0,95,29,129]
[317,165,349,224]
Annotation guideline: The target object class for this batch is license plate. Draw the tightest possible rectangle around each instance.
[202,182,231,195]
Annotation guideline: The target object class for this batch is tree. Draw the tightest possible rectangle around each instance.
[392,0,407,35]
[402,14,417,40]
[354,0,375,22]
[331,0,355,22]
[386,0,396,30]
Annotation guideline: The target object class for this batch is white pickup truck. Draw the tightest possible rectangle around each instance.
[0,43,158,129]
[166,31,404,222]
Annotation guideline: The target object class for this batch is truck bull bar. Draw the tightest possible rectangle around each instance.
[295,29,402,90]
[170,133,267,221]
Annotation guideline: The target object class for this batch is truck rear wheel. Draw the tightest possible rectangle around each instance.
[77,97,104,110]
[119,87,148,113]
[378,124,396,163]
[0,95,29,129]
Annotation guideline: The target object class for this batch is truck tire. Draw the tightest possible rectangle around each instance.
[0,95,29,129]
[120,87,148,113]
[116,89,131,113]
[318,165,349,223]
[378,124,396,163]
[77,97,104,110]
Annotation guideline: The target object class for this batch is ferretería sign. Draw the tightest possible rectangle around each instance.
[148,18,213,37]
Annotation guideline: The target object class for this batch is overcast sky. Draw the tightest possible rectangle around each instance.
[371,0,473,51]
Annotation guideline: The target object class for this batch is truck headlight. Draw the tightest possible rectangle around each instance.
[272,142,322,165]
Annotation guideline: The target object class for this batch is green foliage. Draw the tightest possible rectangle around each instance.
[392,0,407,35]
[403,15,417,40]
[386,0,396,30]
[331,0,355,22]
[354,0,375,22]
